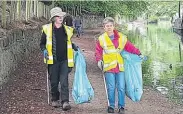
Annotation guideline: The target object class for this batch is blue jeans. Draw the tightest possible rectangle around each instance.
[104,72,125,108]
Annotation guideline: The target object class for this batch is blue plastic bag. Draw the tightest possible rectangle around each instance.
[72,49,94,104]
[121,51,143,102]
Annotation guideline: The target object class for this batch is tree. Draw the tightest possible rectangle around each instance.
[55,1,148,19]
[146,1,179,18]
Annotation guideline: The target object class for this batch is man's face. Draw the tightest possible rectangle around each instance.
[55,16,64,24]
[104,22,114,33]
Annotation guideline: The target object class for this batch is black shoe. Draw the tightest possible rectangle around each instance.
[107,106,114,113]
[118,107,125,114]
[62,102,71,111]
[51,101,61,108]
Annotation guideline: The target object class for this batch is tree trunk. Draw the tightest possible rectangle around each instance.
[42,2,45,17]
[40,2,43,18]
[13,1,16,22]
[179,42,182,62]
[30,0,33,18]
[73,5,75,16]
[36,1,39,18]
[51,1,54,8]
[2,1,6,28]
[79,1,81,15]
[66,6,68,14]
[47,5,50,19]
[16,0,21,21]
[179,1,181,18]
[75,6,78,16]
[43,4,46,18]
[10,1,15,23]
[26,0,29,21]
[37,1,40,18]
[28,0,31,20]
[45,5,48,19]
[34,0,37,17]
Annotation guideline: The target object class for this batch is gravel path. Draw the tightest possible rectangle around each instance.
[0,28,183,114]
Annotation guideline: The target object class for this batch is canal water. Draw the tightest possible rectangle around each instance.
[124,21,183,103]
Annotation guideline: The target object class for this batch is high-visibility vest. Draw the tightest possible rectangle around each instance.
[98,32,127,71]
[42,23,74,67]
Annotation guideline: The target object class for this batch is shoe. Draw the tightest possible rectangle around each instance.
[51,101,61,108]
[107,106,114,113]
[118,107,125,114]
[62,102,71,111]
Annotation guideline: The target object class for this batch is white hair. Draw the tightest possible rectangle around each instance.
[103,17,115,25]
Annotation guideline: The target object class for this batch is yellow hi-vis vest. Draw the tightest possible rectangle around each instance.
[42,23,74,67]
[98,32,127,71]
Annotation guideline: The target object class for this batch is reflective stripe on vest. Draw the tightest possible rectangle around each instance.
[99,32,127,71]
[64,25,74,67]
[42,23,74,67]
[101,35,117,54]
[103,60,117,69]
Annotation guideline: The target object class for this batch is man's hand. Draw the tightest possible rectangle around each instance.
[97,60,103,71]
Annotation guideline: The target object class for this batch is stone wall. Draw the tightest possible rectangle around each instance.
[0,15,103,86]
[0,26,42,86]
[76,15,104,28]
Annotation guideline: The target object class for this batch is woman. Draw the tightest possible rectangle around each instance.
[95,17,142,113]
[40,7,77,111]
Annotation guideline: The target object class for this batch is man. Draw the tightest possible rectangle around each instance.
[63,13,73,27]
[74,15,82,38]
[40,7,77,111]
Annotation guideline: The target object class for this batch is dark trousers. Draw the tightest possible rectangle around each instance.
[48,60,72,103]
[75,26,81,37]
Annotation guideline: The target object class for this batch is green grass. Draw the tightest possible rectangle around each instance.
[121,24,183,85]
[122,23,183,103]
[140,24,180,63]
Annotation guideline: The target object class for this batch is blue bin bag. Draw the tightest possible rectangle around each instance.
[72,49,94,104]
[121,51,143,102]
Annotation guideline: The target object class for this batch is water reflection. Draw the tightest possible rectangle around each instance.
[124,22,183,103]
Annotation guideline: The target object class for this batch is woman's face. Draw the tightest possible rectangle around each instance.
[55,16,64,24]
[104,22,114,33]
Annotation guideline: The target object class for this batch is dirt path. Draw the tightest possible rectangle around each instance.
[0,28,183,114]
